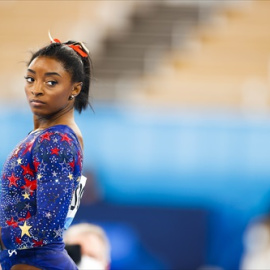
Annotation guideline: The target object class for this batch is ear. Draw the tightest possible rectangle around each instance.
[71,82,83,97]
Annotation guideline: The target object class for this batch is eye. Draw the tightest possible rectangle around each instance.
[46,81,58,86]
[24,76,34,83]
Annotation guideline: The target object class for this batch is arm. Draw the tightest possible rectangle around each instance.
[1,130,82,250]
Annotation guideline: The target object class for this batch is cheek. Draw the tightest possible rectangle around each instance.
[24,86,30,96]
[62,90,71,99]
[55,92,70,103]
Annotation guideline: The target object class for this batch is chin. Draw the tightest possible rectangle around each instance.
[31,108,48,118]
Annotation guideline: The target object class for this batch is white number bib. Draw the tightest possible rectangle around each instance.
[64,175,87,230]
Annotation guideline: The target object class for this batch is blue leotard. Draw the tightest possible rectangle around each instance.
[0,125,84,269]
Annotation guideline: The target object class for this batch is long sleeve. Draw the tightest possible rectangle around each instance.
[1,127,83,250]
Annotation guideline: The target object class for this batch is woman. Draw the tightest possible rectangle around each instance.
[0,35,92,270]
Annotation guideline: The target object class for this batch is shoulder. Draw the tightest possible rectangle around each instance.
[31,125,83,169]
[33,125,82,151]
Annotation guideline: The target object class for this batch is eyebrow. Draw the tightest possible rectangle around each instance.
[27,69,62,77]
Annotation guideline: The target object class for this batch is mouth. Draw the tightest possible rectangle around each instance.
[30,99,45,103]
[30,99,46,106]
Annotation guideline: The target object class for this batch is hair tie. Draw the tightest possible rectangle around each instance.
[48,31,88,58]
[68,44,88,58]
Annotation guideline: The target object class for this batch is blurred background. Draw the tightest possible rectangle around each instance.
[0,0,270,269]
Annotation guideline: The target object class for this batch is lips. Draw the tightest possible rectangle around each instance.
[30,99,45,104]
[30,99,46,107]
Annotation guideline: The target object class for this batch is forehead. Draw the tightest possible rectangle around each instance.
[28,56,68,75]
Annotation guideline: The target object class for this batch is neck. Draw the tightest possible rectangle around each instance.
[33,106,75,130]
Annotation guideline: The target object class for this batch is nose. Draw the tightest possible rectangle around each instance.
[31,81,44,96]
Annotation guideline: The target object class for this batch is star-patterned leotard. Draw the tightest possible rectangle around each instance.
[0,125,83,270]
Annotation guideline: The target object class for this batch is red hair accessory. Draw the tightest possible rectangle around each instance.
[68,44,88,58]
[48,31,88,58]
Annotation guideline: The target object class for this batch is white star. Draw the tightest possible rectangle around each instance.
[53,226,64,238]
[10,161,16,170]
[24,238,33,248]
[22,187,34,196]
[59,159,69,173]
[39,160,47,172]
[45,212,52,219]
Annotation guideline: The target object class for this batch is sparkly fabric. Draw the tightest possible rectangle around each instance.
[0,125,83,250]
[0,243,78,270]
